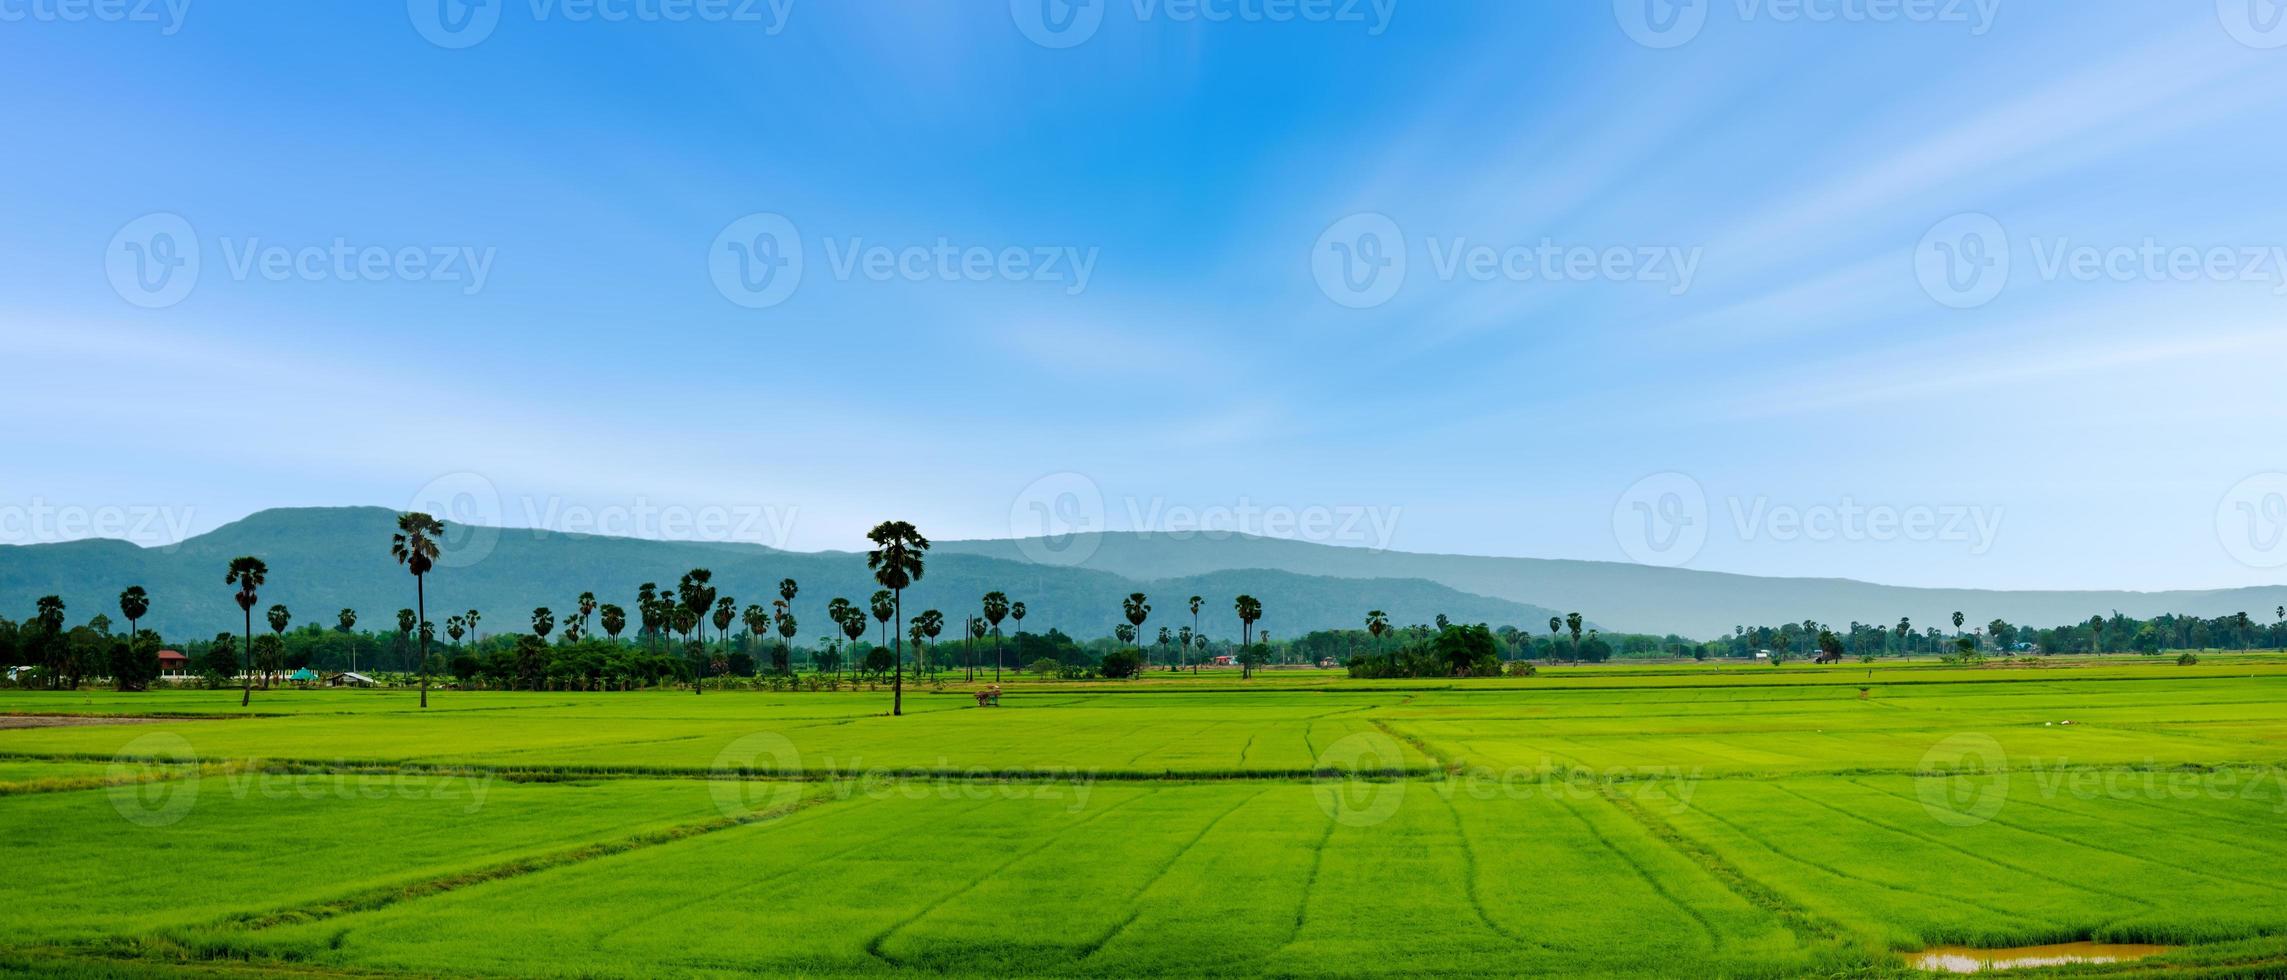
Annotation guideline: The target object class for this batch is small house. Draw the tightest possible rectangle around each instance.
[326,671,378,688]
[157,650,189,677]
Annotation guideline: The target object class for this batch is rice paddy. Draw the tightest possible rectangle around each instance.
[3,658,2285,976]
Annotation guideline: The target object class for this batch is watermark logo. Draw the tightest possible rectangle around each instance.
[1613,472,1709,568]
[0,499,198,549]
[1914,732,2009,827]
[409,0,795,50]
[408,0,501,48]
[1311,730,1408,827]
[1613,0,1706,47]
[1010,471,1107,567]
[1010,0,1103,47]
[1619,0,1998,48]
[410,472,507,569]
[1,0,191,33]
[2218,472,2287,569]
[710,212,805,309]
[107,732,201,828]
[709,732,806,818]
[1915,211,2009,308]
[2219,0,2287,48]
[106,212,201,309]
[1312,212,1406,309]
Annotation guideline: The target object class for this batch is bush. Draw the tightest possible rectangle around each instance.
[1502,660,1536,678]
[1098,650,1142,679]
[2177,652,2200,666]
[1026,658,1062,677]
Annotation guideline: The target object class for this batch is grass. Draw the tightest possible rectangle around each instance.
[2,656,2285,976]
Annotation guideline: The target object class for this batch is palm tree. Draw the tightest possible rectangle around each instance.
[677,570,716,694]
[742,603,770,659]
[532,607,555,642]
[446,615,466,649]
[578,592,598,637]
[866,520,930,716]
[869,590,895,652]
[981,592,1010,683]
[1234,594,1262,678]
[835,601,868,681]
[1188,595,1203,674]
[264,603,291,688]
[1010,601,1027,651]
[334,608,358,672]
[1565,612,1584,663]
[600,603,626,641]
[391,512,445,708]
[1156,626,1171,668]
[1122,593,1152,669]
[916,609,944,678]
[464,608,481,648]
[776,607,799,674]
[225,556,267,706]
[712,597,737,665]
[1952,610,1966,641]
[1178,625,1194,669]
[118,586,149,651]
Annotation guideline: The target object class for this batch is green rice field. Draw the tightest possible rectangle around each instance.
[4,657,2286,977]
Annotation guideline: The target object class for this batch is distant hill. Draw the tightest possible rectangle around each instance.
[0,508,1562,642]
[935,532,2287,639]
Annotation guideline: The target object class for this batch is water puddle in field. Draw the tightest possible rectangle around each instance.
[1911,942,2173,973]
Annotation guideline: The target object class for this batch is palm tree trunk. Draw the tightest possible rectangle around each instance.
[240,608,253,707]
[891,592,903,717]
[416,575,429,709]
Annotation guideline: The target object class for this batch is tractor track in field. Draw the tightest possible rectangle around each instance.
[862,793,1145,969]
[1844,778,2287,895]
[1437,788,1548,950]
[1551,793,1723,953]
[1075,786,1272,962]
[203,794,838,936]
[1763,783,2160,910]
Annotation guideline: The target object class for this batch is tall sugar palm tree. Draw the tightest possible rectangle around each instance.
[391,512,445,708]
[1122,593,1151,669]
[600,603,626,641]
[1178,625,1194,669]
[225,557,267,706]
[869,590,895,653]
[264,603,291,688]
[1157,626,1171,668]
[712,597,737,665]
[982,591,1010,683]
[776,606,798,674]
[916,609,944,678]
[1188,595,1203,673]
[1366,610,1389,656]
[1233,595,1263,679]
[1010,601,1027,662]
[743,603,770,659]
[446,615,466,649]
[1565,613,1584,662]
[118,586,149,651]
[578,592,598,637]
[866,521,930,716]
[677,570,716,694]
[532,607,555,641]
[464,608,480,648]
[836,602,868,681]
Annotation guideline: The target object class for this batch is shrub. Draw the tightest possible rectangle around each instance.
[2177,652,2200,666]
[1502,660,1536,678]
[1098,650,1142,679]
[1026,658,1062,677]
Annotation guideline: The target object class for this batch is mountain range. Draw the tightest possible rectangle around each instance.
[1,507,2281,642]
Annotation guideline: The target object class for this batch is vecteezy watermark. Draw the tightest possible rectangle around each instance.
[2218,0,2287,49]
[1917,211,2287,308]
[1614,0,2000,48]
[1312,731,1409,827]
[108,734,497,828]
[1612,473,2003,568]
[1010,0,1395,49]
[0,0,191,34]
[711,735,1099,814]
[1612,472,1710,568]
[1312,212,1702,309]
[408,472,800,569]
[1915,732,2287,827]
[0,499,198,549]
[1915,732,2011,827]
[2218,473,2287,569]
[407,0,795,50]
[707,212,1098,309]
[1008,472,1403,567]
[105,213,497,309]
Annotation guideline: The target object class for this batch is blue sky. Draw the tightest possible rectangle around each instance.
[4,1,2286,591]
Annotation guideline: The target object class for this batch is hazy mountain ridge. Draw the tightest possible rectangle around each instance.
[0,508,1561,642]
[935,533,2287,639]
